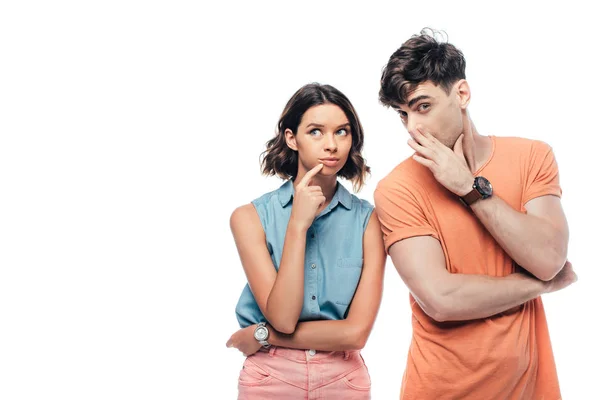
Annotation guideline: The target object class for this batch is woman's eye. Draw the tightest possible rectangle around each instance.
[336,129,348,136]
[309,129,322,136]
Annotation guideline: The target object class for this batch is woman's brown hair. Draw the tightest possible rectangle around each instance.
[261,83,370,192]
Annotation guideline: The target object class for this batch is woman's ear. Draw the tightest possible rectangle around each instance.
[455,79,471,109]
[285,128,298,151]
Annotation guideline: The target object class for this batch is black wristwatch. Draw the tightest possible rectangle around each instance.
[460,176,493,206]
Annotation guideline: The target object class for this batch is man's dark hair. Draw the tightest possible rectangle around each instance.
[379,28,466,107]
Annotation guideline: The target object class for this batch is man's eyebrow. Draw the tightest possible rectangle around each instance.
[407,95,432,108]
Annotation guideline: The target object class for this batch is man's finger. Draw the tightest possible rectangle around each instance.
[408,139,435,160]
[411,127,432,146]
[422,129,448,152]
[453,134,465,157]
[413,154,436,169]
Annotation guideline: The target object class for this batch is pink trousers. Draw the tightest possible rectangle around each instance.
[237,346,371,399]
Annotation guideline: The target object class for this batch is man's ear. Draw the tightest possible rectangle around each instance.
[455,79,471,109]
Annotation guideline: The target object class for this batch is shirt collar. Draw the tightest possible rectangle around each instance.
[277,180,353,210]
[278,180,294,207]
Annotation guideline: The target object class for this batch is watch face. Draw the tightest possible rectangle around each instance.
[475,176,493,197]
[255,327,267,341]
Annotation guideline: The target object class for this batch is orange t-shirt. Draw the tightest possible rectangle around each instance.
[374,136,562,400]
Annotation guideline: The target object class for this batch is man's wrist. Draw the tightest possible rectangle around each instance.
[460,176,493,206]
[515,271,551,294]
[458,178,474,197]
[541,279,552,294]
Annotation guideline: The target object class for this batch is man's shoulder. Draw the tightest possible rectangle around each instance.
[376,156,433,194]
[494,135,551,155]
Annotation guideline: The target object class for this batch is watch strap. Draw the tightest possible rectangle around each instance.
[461,188,482,206]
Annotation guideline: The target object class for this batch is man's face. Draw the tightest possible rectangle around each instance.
[394,80,465,148]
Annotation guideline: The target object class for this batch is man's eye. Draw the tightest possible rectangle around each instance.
[418,104,430,112]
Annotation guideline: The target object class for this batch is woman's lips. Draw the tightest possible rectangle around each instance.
[320,159,339,167]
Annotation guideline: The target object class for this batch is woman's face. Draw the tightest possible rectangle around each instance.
[285,103,353,178]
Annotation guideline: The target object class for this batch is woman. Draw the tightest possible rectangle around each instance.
[226,83,385,399]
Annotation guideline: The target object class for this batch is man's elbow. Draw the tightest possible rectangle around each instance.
[429,307,452,322]
[535,267,559,282]
[417,296,451,322]
[428,303,466,322]
[533,252,568,282]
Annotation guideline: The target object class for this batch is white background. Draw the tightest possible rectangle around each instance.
[1,1,598,399]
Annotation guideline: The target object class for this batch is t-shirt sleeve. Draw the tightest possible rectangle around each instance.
[374,179,438,254]
[523,141,562,205]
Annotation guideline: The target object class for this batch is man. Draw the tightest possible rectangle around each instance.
[374,29,577,399]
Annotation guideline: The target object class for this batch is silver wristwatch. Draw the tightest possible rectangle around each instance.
[254,322,271,348]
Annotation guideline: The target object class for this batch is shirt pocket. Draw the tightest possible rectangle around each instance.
[334,257,363,306]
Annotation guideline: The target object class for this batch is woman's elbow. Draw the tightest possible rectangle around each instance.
[352,338,367,350]
[264,304,299,334]
[270,320,296,335]
[348,325,370,350]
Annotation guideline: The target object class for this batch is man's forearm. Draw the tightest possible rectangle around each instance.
[268,319,366,351]
[428,271,548,322]
[470,195,567,280]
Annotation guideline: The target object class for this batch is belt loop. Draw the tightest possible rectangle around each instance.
[344,350,350,360]
[269,346,276,357]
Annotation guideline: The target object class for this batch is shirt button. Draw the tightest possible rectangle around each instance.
[308,349,316,356]
[311,295,316,300]
[311,263,316,269]
[310,233,315,238]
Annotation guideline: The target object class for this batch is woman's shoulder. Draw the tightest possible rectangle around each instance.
[229,203,259,228]
[349,193,374,211]
[335,181,374,215]
[231,182,290,230]
[251,180,292,207]
[342,192,375,232]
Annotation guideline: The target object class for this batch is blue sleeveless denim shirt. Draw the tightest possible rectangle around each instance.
[235,180,374,328]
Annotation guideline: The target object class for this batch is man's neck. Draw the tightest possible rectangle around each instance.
[462,119,493,174]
